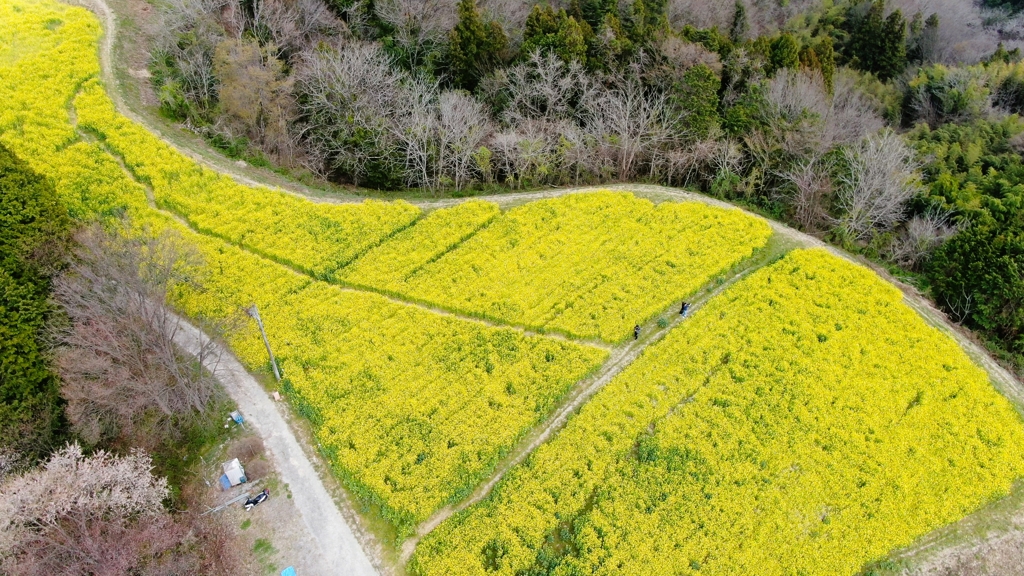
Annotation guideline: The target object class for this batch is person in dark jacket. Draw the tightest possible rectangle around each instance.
[633,324,641,340]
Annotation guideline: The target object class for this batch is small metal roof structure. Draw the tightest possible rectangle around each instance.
[219,458,247,489]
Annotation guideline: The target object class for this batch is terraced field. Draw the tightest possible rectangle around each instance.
[136,209,607,532]
[340,192,772,342]
[3,1,1023,573]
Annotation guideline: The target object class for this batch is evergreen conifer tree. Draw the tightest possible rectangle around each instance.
[448,0,508,90]
[848,0,907,81]
[730,1,748,44]
[769,34,800,74]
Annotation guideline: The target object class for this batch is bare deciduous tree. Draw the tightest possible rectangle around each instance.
[50,227,220,446]
[391,81,440,189]
[675,0,824,38]
[156,0,229,112]
[214,39,297,159]
[559,121,606,185]
[884,210,960,269]
[781,155,834,233]
[295,40,411,182]
[835,131,924,241]
[944,288,975,326]
[763,69,883,156]
[491,122,557,188]
[375,0,457,67]
[436,91,492,189]
[895,0,1005,64]
[249,0,341,57]
[478,0,532,38]
[501,52,598,126]
[667,0,733,32]
[586,75,673,180]
[658,35,722,73]
[825,71,885,148]
[666,133,741,188]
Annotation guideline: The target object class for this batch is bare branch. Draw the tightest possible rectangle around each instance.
[49,227,221,446]
[835,131,924,241]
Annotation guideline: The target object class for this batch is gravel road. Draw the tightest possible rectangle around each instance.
[169,314,379,576]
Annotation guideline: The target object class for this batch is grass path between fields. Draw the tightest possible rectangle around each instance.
[63,0,1024,572]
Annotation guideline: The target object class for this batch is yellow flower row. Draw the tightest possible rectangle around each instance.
[410,249,1024,576]
[72,79,421,279]
[339,200,500,290]
[345,192,773,343]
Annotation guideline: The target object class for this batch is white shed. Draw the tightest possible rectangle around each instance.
[220,458,247,489]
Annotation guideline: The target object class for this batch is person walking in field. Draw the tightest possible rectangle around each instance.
[680,302,690,316]
[634,324,641,340]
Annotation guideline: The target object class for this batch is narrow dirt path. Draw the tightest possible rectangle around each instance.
[67,0,358,202]
[169,313,379,576]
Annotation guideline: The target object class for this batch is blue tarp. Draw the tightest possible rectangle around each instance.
[281,567,297,576]
[218,474,231,490]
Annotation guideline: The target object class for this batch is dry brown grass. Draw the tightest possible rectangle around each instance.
[907,530,1024,575]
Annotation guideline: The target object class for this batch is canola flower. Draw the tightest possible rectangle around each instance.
[72,79,421,279]
[346,192,773,343]
[146,209,607,535]
[7,1,1022,561]
[410,249,1024,576]
[0,1,148,220]
[0,0,607,535]
[339,200,501,290]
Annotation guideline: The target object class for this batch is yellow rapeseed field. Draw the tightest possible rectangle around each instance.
[0,0,607,535]
[410,249,1024,576]
[339,200,501,290]
[0,1,149,220]
[142,211,606,535]
[73,79,422,279]
[71,70,772,344]
[7,0,1022,563]
[345,192,773,343]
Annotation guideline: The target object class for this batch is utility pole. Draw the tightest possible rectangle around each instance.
[247,304,281,381]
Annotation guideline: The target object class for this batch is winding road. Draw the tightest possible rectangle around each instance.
[65,0,1024,572]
